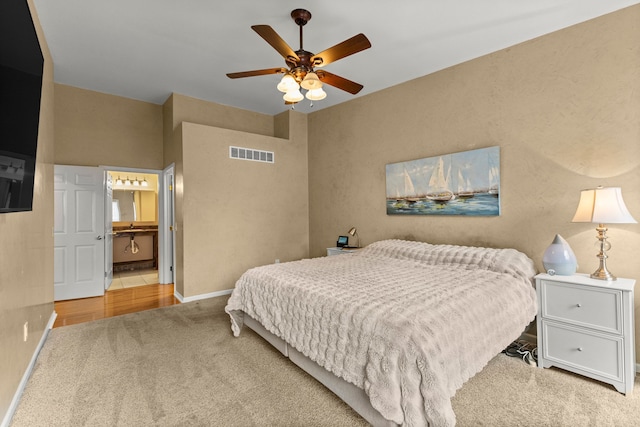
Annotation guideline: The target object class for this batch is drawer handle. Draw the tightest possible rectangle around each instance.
[577,347,583,352]
[576,303,582,308]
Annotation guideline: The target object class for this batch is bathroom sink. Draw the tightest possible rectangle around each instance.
[114,228,157,234]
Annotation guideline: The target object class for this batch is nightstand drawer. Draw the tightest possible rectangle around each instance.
[540,280,622,334]
[542,322,623,382]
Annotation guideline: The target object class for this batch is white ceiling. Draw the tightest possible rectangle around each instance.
[32,0,639,116]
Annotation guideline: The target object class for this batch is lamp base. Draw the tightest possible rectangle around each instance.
[590,268,616,281]
[591,223,616,281]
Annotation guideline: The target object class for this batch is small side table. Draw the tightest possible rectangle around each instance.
[326,247,362,256]
[535,273,636,395]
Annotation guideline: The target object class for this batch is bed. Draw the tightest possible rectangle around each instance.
[225,239,538,426]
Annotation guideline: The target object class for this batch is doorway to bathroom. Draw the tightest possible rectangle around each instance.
[54,164,175,302]
[106,166,171,292]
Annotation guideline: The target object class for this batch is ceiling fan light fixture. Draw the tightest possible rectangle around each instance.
[300,72,322,90]
[277,74,299,93]
[226,8,371,107]
[306,87,327,101]
[283,88,304,103]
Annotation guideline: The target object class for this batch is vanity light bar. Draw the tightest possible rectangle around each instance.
[229,146,274,164]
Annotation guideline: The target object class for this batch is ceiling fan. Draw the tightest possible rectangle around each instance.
[226,8,371,105]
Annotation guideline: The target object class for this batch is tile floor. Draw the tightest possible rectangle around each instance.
[107,268,159,291]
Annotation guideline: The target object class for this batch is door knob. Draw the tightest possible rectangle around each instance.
[96,235,103,240]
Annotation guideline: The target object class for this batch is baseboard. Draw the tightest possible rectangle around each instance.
[1,311,57,427]
[174,288,233,303]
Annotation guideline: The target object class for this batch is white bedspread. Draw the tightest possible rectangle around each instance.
[225,239,537,426]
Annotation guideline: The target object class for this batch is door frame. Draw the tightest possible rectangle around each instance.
[101,165,166,282]
[159,164,175,285]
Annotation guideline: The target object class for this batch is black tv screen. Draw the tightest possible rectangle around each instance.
[0,0,44,213]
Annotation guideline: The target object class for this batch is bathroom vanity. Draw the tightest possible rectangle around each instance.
[112,224,158,272]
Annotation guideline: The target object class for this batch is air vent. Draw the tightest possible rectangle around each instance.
[229,146,274,164]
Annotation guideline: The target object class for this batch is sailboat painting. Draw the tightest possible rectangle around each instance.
[385,146,500,216]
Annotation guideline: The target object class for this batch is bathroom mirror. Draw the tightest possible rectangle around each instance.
[112,190,157,222]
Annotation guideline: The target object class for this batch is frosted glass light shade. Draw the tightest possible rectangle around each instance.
[542,234,577,276]
[277,74,299,93]
[300,72,322,90]
[283,88,304,103]
[306,87,326,101]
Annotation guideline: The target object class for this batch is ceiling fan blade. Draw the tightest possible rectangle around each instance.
[252,25,300,62]
[311,33,371,68]
[226,68,288,79]
[316,71,364,94]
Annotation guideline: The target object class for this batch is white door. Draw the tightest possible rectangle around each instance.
[54,165,105,301]
[104,170,113,290]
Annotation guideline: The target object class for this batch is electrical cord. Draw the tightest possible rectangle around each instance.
[502,339,538,366]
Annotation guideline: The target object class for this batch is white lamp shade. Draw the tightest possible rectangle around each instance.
[283,88,304,103]
[306,87,327,101]
[277,74,299,93]
[300,72,322,90]
[572,187,637,224]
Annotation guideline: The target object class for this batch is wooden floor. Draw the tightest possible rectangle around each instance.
[53,283,180,328]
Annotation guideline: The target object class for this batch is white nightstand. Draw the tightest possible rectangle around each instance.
[535,273,636,395]
[327,247,362,256]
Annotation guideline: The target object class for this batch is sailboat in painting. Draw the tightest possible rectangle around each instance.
[426,157,454,202]
[457,170,474,199]
[488,165,499,197]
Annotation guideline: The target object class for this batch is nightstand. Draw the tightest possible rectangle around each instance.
[326,247,362,256]
[535,273,636,395]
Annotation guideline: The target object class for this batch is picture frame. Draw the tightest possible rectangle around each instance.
[385,146,500,216]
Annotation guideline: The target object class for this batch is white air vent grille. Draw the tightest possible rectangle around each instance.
[229,146,274,163]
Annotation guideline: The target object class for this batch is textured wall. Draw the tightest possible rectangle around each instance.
[0,0,55,421]
[54,84,163,169]
[308,7,640,353]
[179,112,309,297]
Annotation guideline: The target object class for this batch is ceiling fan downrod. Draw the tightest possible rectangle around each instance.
[291,9,311,52]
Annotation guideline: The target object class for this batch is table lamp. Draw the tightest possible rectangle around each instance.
[348,227,360,248]
[571,186,637,281]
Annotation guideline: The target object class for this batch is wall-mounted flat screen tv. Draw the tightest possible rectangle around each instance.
[0,0,44,213]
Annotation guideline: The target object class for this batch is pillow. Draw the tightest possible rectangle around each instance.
[360,239,536,282]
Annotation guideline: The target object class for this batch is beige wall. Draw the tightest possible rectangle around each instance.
[308,6,640,353]
[162,94,309,298]
[0,0,55,420]
[55,84,163,169]
[176,113,309,298]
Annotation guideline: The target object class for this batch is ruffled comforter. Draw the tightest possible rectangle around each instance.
[225,239,537,426]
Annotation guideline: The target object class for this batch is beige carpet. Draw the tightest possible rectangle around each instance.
[11,296,640,426]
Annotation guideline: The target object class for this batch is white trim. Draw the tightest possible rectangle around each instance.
[174,288,233,303]
[159,164,175,285]
[1,311,57,427]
